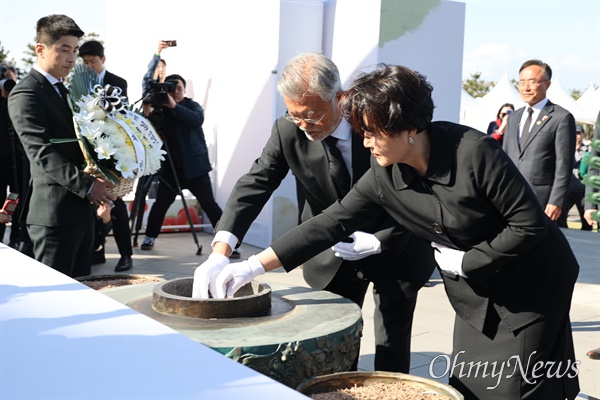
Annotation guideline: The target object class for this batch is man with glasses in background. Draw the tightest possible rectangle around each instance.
[191,52,435,373]
[503,59,576,223]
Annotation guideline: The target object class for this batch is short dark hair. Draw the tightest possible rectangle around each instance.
[342,64,435,137]
[165,74,186,88]
[35,14,84,46]
[496,103,514,119]
[519,59,552,81]
[79,40,104,58]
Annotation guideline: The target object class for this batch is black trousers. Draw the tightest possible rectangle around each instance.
[28,211,95,279]
[323,263,417,373]
[557,186,593,231]
[145,166,223,238]
[93,198,132,259]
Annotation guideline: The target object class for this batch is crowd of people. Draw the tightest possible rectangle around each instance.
[1,13,598,400]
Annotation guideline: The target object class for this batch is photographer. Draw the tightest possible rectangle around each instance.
[141,40,170,99]
[140,74,223,250]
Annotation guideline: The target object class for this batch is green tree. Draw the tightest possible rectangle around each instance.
[21,33,102,70]
[0,41,22,78]
[462,72,494,98]
[570,89,582,101]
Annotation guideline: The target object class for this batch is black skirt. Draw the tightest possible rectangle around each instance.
[447,296,580,400]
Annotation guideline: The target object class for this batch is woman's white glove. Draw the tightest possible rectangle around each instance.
[332,231,382,261]
[431,242,467,278]
[191,253,230,299]
[215,255,266,299]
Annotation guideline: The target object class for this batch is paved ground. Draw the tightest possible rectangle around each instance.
[82,224,600,399]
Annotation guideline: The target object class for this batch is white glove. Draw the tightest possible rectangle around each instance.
[431,242,467,278]
[214,255,266,299]
[191,253,230,299]
[332,231,382,261]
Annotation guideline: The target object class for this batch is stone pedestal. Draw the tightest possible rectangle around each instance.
[103,280,363,389]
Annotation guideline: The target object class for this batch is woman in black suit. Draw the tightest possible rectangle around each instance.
[210,65,580,399]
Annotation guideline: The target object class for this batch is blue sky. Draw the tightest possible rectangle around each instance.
[1,0,599,92]
[460,0,600,91]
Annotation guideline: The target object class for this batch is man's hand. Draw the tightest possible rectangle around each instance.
[164,92,177,109]
[545,204,562,221]
[214,255,266,299]
[0,209,10,224]
[431,242,467,278]
[191,253,230,299]
[332,231,382,261]
[157,40,170,55]
[87,178,116,206]
[584,208,598,227]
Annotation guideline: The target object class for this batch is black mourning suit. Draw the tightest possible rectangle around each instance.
[270,122,580,399]
[8,68,96,277]
[216,117,435,372]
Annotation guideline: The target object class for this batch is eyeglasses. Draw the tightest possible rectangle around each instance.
[284,98,334,125]
[284,109,329,125]
[518,79,548,88]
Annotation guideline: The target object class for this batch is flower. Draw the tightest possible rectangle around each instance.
[71,90,165,184]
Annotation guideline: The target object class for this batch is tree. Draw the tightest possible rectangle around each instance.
[21,32,103,70]
[569,89,582,101]
[462,72,494,98]
[0,41,22,79]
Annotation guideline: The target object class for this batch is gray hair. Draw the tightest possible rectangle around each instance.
[276,52,342,102]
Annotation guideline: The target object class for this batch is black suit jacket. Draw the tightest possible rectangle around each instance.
[503,100,575,208]
[216,117,434,298]
[103,70,128,99]
[272,122,579,333]
[8,69,95,227]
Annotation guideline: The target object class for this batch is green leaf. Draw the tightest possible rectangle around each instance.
[50,138,81,144]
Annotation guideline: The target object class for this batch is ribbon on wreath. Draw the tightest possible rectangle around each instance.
[93,84,127,116]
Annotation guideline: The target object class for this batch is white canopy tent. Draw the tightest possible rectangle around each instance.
[460,74,598,132]
[460,73,524,133]
[547,76,596,124]
[576,84,600,124]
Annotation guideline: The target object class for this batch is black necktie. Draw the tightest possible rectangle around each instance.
[521,107,533,143]
[324,136,351,196]
[55,82,70,107]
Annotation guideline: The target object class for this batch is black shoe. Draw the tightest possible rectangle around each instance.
[114,256,133,272]
[91,250,106,265]
[140,237,155,250]
[229,249,241,259]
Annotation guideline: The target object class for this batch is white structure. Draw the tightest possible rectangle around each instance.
[577,84,600,124]
[0,245,306,399]
[466,73,524,132]
[547,76,596,124]
[104,0,466,248]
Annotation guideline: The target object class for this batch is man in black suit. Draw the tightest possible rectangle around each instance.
[503,59,576,222]
[192,53,435,372]
[79,40,133,272]
[8,15,116,278]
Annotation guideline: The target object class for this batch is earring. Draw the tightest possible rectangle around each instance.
[408,136,415,145]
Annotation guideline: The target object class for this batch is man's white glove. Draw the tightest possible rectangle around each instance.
[214,255,266,299]
[332,231,382,261]
[191,253,230,299]
[431,242,467,278]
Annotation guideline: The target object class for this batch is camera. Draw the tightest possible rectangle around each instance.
[2,193,19,216]
[0,78,16,94]
[145,79,178,109]
[164,40,177,47]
